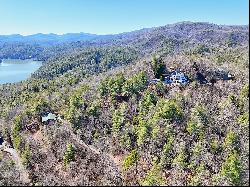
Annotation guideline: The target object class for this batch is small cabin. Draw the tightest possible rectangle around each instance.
[42,112,57,124]
[214,69,234,81]
[207,69,234,84]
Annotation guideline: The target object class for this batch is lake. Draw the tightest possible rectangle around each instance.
[0,59,42,84]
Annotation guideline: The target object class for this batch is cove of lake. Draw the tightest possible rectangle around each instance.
[0,59,42,84]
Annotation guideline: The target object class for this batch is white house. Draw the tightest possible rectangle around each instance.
[164,70,188,85]
[42,113,57,123]
[149,70,189,86]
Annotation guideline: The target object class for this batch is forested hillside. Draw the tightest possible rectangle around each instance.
[0,22,249,186]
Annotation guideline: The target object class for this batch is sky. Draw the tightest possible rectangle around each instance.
[0,0,249,35]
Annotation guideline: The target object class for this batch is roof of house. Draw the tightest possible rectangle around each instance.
[196,72,208,84]
[164,70,188,85]
[0,136,4,145]
[42,113,56,122]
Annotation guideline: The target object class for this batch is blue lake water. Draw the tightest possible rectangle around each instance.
[0,59,42,84]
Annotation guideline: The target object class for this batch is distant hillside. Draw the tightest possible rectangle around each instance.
[0,32,98,44]
[0,22,248,45]
[0,22,248,60]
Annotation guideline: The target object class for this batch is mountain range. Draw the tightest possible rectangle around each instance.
[0,22,248,45]
[0,32,98,44]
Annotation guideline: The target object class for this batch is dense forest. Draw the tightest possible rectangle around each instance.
[0,22,249,186]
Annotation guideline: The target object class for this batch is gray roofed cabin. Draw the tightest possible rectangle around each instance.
[42,112,57,124]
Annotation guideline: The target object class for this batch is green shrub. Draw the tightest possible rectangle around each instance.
[192,105,208,125]
[160,134,174,167]
[240,84,249,99]
[64,104,74,120]
[122,149,139,171]
[100,71,148,98]
[99,78,110,97]
[155,99,183,123]
[187,106,208,139]
[163,135,174,155]
[112,103,126,134]
[12,115,23,151]
[135,112,150,146]
[139,91,157,113]
[141,164,164,186]
[221,151,241,185]
[120,125,132,150]
[13,135,22,152]
[13,115,22,134]
[155,81,165,95]
[151,125,160,140]
[122,71,148,97]
[110,74,126,96]
[192,141,203,156]
[187,175,201,186]
[30,96,49,115]
[237,112,249,126]
[187,121,197,135]
[172,149,186,168]
[224,131,237,150]
[187,164,205,186]
[186,120,204,139]
[87,101,101,118]
[210,138,220,152]
[63,144,76,166]
[99,74,125,97]
[21,144,31,167]
[137,124,148,146]
[238,84,249,112]
[151,55,166,79]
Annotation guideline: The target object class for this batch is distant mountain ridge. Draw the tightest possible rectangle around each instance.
[0,22,248,60]
[0,22,248,44]
[0,32,98,44]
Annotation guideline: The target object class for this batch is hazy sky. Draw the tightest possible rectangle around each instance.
[0,0,248,35]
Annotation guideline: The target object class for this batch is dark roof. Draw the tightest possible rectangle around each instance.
[196,72,208,84]
[0,136,4,145]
